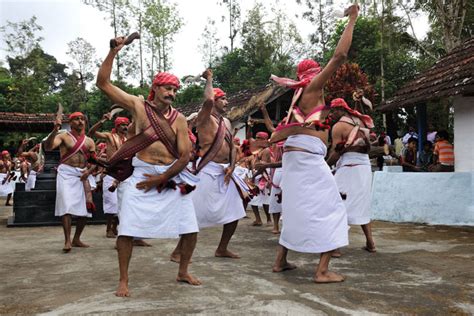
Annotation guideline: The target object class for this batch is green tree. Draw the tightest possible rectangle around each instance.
[0,16,44,58]
[199,18,220,68]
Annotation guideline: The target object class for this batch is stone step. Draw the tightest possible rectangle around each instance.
[33,180,56,190]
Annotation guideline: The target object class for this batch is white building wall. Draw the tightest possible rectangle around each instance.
[453,96,474,172]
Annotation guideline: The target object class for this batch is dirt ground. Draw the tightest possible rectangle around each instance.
[0,198,473,315]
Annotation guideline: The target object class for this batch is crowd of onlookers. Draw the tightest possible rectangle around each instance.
[373,125,455,172]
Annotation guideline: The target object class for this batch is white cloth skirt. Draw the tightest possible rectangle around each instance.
[193,161,246,228]
[269,168,283,214]
[55,164,91,218]
[118,157,200,239]
[102,175,118,215]
[25,170,37,191]
[0,173,13,196]
[279,135,348,253]
[334,152,372,225]
[249,174,271,207]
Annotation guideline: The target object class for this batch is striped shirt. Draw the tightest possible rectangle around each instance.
[434,140,454,166]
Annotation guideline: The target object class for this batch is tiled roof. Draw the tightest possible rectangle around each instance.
[0,112,69,133]
[379,37,474,111]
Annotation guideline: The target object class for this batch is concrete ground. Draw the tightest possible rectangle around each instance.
[0,199,473,315]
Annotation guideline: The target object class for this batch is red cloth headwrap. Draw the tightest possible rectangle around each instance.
[1,150,9,156]
[147,72,180,101]
[213,88,226,100]
[256,132,269,140]
[114,117,130,127]
[330,98,374,128]
[69,112,84,120]
[270,59,322,89]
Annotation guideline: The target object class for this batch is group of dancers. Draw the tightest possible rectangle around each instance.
[19,4,380,298]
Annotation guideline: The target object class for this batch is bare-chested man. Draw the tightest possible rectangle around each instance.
[268,4,359,283]
[18,140,43,191]
[43,112,96,253]
[171,70,247,261]
[326,98,376,254]
[97,36,200,297]
[89,115,130,238]
[0,150,14,205]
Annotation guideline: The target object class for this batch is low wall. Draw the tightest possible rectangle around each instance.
[371,171,474,226]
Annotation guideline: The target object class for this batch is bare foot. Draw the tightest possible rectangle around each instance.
[106,231,117,238]
[314,271,345,283]
[362,243,376,253]
[72,240,90,248]
[133,239,152,247]
[215,249,241,259]
[115,280,130,297]
[266,221,273,226]
[170,254,193,264]
[5,203,12,206]
[177,273,201,286]
[252,221,263,226]
[272,261,297,273]
[62,242,72,253]
[331,249,342,258]
[272,228,280,234]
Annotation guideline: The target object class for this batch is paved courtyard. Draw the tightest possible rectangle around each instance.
[0,198,473,315]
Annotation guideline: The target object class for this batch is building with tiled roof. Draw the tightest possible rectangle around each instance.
[0,112,70,133]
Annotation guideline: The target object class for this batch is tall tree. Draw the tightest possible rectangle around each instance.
[66,37,98,101]
[199,18,220,68]
[0,16,44,58]
[218,0,241,52]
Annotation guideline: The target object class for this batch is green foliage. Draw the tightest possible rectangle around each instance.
[0,16,44,58]
[175,84,204,106]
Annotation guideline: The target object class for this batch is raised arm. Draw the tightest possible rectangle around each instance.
[43,117,63,151]
[88,113,111,139]
[96,36,141,113]
[301,5,358,105]
[259,103,276,133]
[196,69,214,124]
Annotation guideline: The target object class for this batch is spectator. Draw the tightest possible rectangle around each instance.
[426,123,437,144]
[418,141,433,171]
[400,137,420,172]
[430,130,454,172]
[394,131,404,157]
[402,126,418,145]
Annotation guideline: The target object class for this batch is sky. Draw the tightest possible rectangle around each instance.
[0,0,429,82]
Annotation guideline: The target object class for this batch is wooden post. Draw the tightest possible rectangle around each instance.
[416,103,427,155]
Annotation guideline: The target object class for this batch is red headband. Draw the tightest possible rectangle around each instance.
[147,72,180,101]
[114,117,130,127]
[256,131,269,140]
[1,150,9,156]
[69,112,84,120]
[330,98,374,128]
[270,59,321,89]
[213,88,226,100]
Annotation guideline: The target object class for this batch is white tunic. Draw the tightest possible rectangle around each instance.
[334,152,372,225]
[25,170,37,191]
[268,168,283,214]
[279,135,349,253]
[193,161,247,228]
[55,164,91,218]
[102,175,118,215]
[249,173,271,207]
[118,157,199,239]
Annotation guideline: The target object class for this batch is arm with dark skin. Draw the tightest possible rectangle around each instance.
[299,5,358,111]
[196,69,214,126]
[88,113,111,139]
[259,103,276,133]
[326,123,345,167]
[80,139,97,181]
[43,117,63,151]
[136,115,191,192]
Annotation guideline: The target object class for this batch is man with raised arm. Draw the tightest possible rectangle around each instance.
[171,69,247,261]
[43,112,96,253]
[17,140,43,191]
[89,114,130,238]
[96,36,200,297]
[268,4,359,283]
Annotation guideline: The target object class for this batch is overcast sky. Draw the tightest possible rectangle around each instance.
[0,0,429,82]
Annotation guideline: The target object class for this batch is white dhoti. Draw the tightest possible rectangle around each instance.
[0,173,13,196]
[249,173,271,207]
[118,157,200,239]
[193,161,247,228]
[55,164,91,218]
[102,175,118,215]
[334,152,372,225]
[269,168,283,214]
[25,170,37,191]
[280,135,348,253]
